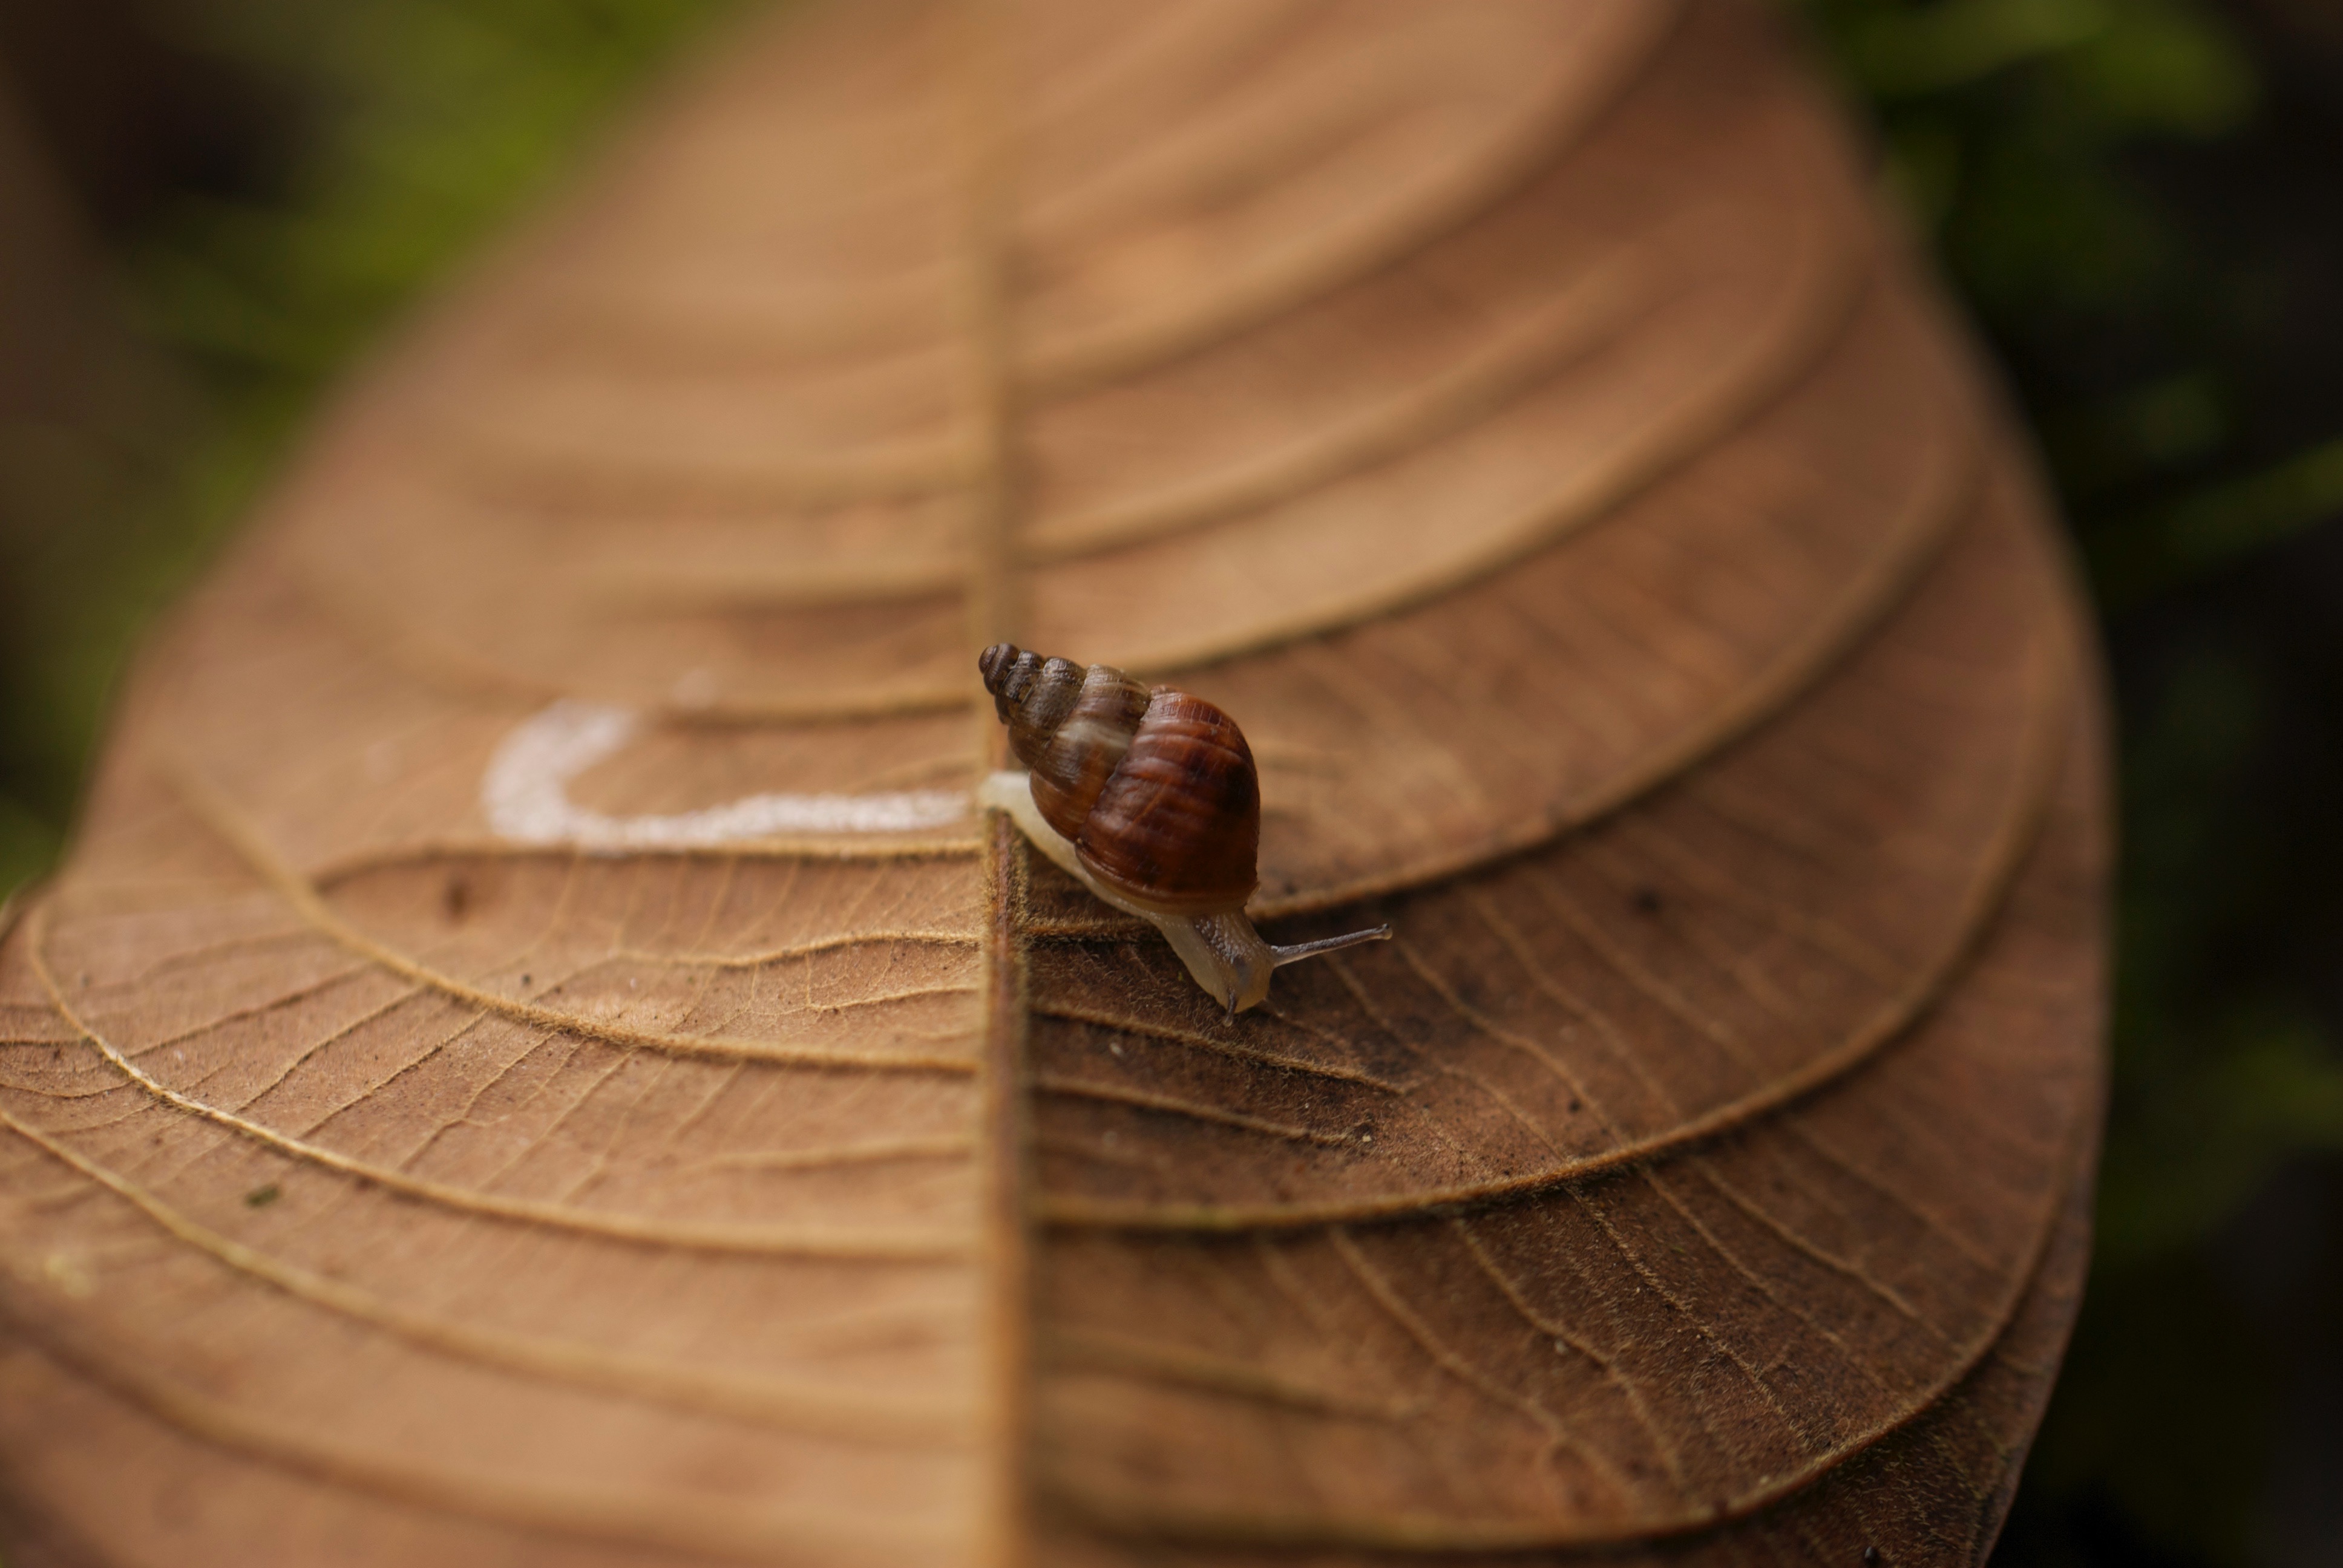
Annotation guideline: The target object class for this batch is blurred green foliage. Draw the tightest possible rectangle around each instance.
[2,1,2340,1562]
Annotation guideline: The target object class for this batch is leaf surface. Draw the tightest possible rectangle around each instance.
[0,2,2106,1565]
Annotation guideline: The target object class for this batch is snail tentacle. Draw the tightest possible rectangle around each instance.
[1267,927,1395,967]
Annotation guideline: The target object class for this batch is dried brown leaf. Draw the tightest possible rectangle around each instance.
[0,3,2105,1565]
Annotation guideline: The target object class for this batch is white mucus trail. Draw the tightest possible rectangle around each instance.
[482,701,968,851]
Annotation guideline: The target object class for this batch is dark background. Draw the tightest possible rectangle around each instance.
[1,1,2337,1562]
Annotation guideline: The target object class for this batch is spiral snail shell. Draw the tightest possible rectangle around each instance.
[977,644,1391,1014]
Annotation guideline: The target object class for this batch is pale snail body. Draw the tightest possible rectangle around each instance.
[978,644,1391,1013]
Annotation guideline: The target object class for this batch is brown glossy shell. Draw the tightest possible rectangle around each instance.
[981,643,1259,914]
[1075,687,1260,915]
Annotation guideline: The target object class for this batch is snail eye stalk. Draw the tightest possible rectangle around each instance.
[1269,928,1394,967]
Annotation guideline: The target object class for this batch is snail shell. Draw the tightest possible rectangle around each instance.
[978,643,1258,916]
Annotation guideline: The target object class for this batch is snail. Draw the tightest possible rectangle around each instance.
[975,644,1391,1014]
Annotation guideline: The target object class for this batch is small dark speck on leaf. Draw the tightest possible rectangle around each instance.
[1631,886,1663,915]
[520,973,532,986]
[244,1184,281,1209]
[443,875,471,921]
[1568,1098,1583,1112]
